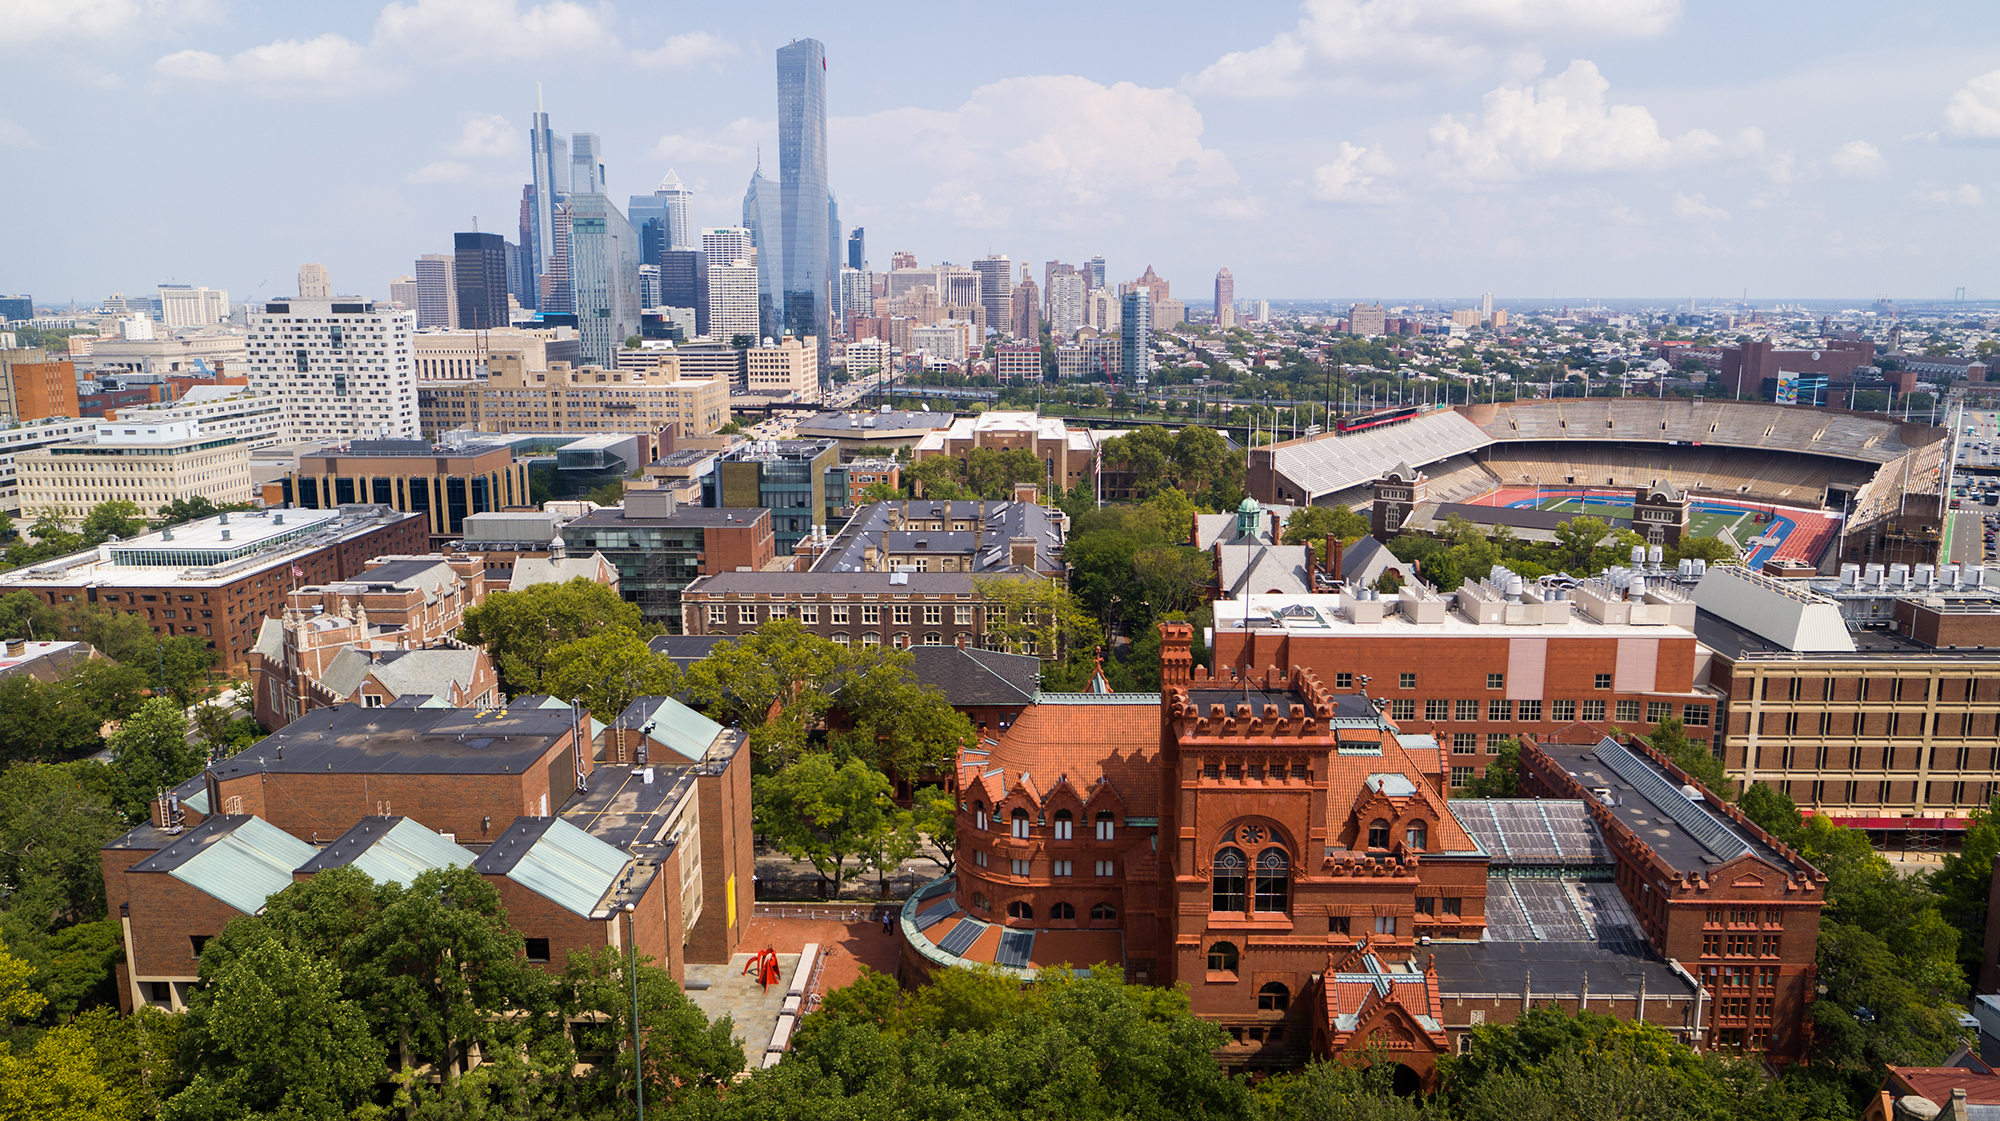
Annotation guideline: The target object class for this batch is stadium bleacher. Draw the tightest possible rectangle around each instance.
[1480,445,1875,506]
[1265,410,1492,502]
[1471,399,1938,464]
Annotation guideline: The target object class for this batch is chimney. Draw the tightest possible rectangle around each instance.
[1010,537,1036,569]
[1159,621,1194,687]
[1327,535,1344,582]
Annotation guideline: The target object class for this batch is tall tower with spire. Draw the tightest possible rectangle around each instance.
[776,39,833,381]
[526,84,568,312]
[743,157,779,342]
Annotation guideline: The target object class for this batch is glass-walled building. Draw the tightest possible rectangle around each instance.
[704,437,839,555]
[275,439,529,548]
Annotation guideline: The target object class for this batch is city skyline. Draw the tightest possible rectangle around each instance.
[3,2,1999,304]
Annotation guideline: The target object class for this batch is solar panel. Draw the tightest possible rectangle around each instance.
[937,917,987,957]
[1592,739,1751,862]
[994,929,1036,969]
[914,898,960,932]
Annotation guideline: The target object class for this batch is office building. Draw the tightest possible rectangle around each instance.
[157,286,229,329]
[839,268,872,324]
[973,255,1011,337]
[659,249,709,337]
[1155,299,1185,330]
[740,167,778,340]
[0,296,31,323]
[707,256,759,343]
[565,489,775,628]
[1085,256,1106,290]
[1047,272,1084,338]
[413,325,576,381]
[1055,337,1120,382]
[708,437,840,554]
[106,385,289,450]
[298,264,330,300]
[388,275,419,311]
[745,335,820,401]
[418,355,727,441]
[1011,268,1040,340]
[701,226,751,274]
[570,131,603,195]
[682,571,990,650]
[1120,290,1151,386]
[1214,267,1234,322]
[566,193,642,367]
[414,254,457,329]
[912,324,968,365]
[453,232,510,330]
[847,227,865,271]
[0,417,95,513]
[1349,302,1387,336]
[245,297,418,442]
[15,417,250,520]
[505,241,528,305]
[777,38,833,376]
[658,168,694,250]
[526,88,568,309]
[540,201,574,315]
[994,343,1041,384]
[1085,288,1116,332]
[828,192,844,322]
[278,437,529,547]
[0,347,80,420]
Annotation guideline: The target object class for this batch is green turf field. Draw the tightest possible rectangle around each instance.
[1534,496,1755,542]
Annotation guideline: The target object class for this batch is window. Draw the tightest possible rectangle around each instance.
[1487,673,1505,689]
[1647,701,1671,723]
[1683,704,1712,726]
[1329,915,1351,935]
[1581,700,1606,722]
[1451,766,1473,787]
[1518,699,1542,722]
[1442,897,1461,917]
[1552,700,1577,722]
[1053,809,1073,840]
[1095,860,1116,877]
[189,934,210,958]
[1011,808,1030,839]
[1453,733,1477,753]
[1425,699,1449,721]
[974,801,988,830]
[893,605,910,625]
[975,850,988,867]
[831,604,850,624]
[1488,698,1512,721]
[1390,699,1415,721]
[1045,901,1075,921]
[1052,860,1073,876]
[1616,700,1641,723]
[1213,847,1247,912]
[1091,902,1117,921]
[1207,941,1239,974]
[1486,734,1507,752]
[1400,672,1416,689]
[893,633,909,650]
[1336,672,1354,689]
[1010,859,1030,876]
[800,605,818,624]
[923,632,942,646]
[1405,822,1428,851]
[1008,901,1034,919]
[1254,849,1289,912]
[1374,915,1397,935]
[707,604,726,626]
[524,938,551,963]
[1594,673,1612,689]
[737,604,757,625]
[1095,812,1115,840]
[1367,819,1390,848]
[956,605,972,625]
[1258,982,1290,1011]
[863,605,880,624]
[1415,897,1436,915]
[1455,699,1479,721]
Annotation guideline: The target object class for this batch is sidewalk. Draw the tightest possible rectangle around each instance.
[752,838,947,903]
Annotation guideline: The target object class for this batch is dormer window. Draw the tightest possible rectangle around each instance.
[1367,819,1391,849]
[1405,822,1428,851]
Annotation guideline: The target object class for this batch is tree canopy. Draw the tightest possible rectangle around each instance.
[460,577,648,696]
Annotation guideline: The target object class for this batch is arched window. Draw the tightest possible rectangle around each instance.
[971,892,988,911]
[1254,849,1290,912]
[1050,901,1076,920]
[1011,808,1031,839]
[1405,821,1428,851]
[1007,901,1034,919]
[1090,902,1117,921]
[1367,818,1390,849]
[1207,941,1239,974]
[1258,981,1290,1011]
[1053,809,1073,840]
[974,801,988,831]
[1212,847,1247,913]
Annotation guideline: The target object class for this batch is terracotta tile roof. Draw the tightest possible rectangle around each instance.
[970,696,1162,817]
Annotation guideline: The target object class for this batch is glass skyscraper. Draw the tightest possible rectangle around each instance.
[742,167,779,343]
[1120,290,1151,388]
[777,39,831,382]
[527,88,568,312]
[452,231,509,330]
[847,227,865,271]
[567,193,641,367]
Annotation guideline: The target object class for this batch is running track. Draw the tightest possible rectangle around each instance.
[1468,486,1841,570]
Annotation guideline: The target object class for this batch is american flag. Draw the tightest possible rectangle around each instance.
[292,564,304,578]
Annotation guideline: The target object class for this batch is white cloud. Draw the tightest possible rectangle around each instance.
[1310,142,1397,203]
[1671,192,1729,222]
[372,0,614,63]
[632,31,740,69]
[1187,0,1681,97]
[1427,61,1719,182]
[1943,70,2000,139]
[0,118,37,148]
[647,117,768,165]
[1913,184,1983,206]
[407,160,478,184]
[154,34,392,97]
[449,114,517,158]
[1830,140,1883,177]
[0,0,220,48]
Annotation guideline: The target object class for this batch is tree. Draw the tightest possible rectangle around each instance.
[541,628,682,724]
[78,500,145,547]
[974,576,1100,691]
[962,447,1043,498]
[905,454,965,499]
[828,651,976,779]
[0,674,108,765]
[1931,796,2000,987]
[0,763,126,966]
[461,577,647,696]
[717,420,743,435]
[153,496,251,529]
[562,946,743,1109]
[1459,738,1523,798]
[155,635,216,708]
[1738,782,1802,841]
[904,785,958,874]
[105,697,202,819]
[1286,504,1370,550]
[0,937,128,1121]
[1643,717,1730,797]
[1672,535,1739,565]
[753,754,893,898]
[1552,515,1609,574]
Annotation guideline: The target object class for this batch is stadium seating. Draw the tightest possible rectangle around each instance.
[1268,409,1493,500]
[1480,445,1875,506]
[1473,399,1939,464]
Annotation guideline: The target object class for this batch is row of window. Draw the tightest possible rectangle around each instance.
[1701,933,1782,958]
[1402,698,1711,726]
[1758,675,2000,704]
[1201,761,1310,781]
[965,896,1117,923]
[970,850,1120,878]
[1705,907,1784,927]
[710,602,976,626]
[973,805,1118,840]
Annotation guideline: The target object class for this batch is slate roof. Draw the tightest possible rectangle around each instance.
[209,701,577,777]
[317,646,485,704]
[648,634,727,667]
[905,646,1041,707]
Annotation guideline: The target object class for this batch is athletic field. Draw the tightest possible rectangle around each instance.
[1465,486,1842,570]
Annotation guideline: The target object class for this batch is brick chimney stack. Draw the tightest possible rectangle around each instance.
[1159,621,1194,687]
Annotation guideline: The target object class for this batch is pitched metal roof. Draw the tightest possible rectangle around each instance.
[611,695,724,763]
[476,816,630,918]
[146,816,318,914]
[296,816,477,884]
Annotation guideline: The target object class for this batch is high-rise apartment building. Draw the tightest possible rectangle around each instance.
[1086,256,1106,290]
[973,255,1011,337]
[707,258,760,344]
[541,202,574,315]
[847,227,865,271]
[658,249,709,337]
[157,286,229,328]
[1213,267,1234,321]
[414,255,457,329]
[1046,272,1084,338]
[299,264,331,300]
[1349,302,1387,336]
[526,88,568,310]
[567,193,642,367]
[777,38,833,378]
[245,297,418,442]
[1120,290,1151,387]
[388,276,419,311]
[1011,268,1040,340]
[839,268,871,325]
[570,132,604,196]
[453,232,510,330]
[1481,292,1494,323]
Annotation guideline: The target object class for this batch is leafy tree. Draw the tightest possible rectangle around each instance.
[683,618,854,764]
[461,577,646,696]
[753,753,893,898]
[561,946,743,1110]
[1737,782,1802,841]
[105,697,203,819]
[0,674,108,765]
[541,628,682,724]
[0,937,128,1120]
[1552,515,1610,574]
[0,763,126,972]
[153,496,253,529]
[904,454,965,499]
[1458,738,1523,799]
[828,650,976,779]
[1643,717,1730,797]
[78,500,145,547]
[974,576,1099,690]
[717,420,743,435]
[903,785,958,873]
[962,447,1043,498]
[71,1005,183,1119]
[64,657,153,728]
[154,635,216,708]
[1930,796,2000,987]
[1285,503,1370,550]
[1671,535,1739,565]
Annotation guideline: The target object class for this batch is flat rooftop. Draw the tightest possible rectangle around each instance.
[1213,592,1696,640]
[211,700,578,778]
[1537,736,1789,873]
[1430,940,1691,999]
[0,506,413,587]
[569,506,764,529]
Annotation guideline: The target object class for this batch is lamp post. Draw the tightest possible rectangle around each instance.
[625,902,644,1121]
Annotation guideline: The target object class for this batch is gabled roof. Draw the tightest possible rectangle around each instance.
[296,816,476,884]
[130,815,318,915]
[905,646,1040,706]
[609,695,725,763]
[474,816,631,918]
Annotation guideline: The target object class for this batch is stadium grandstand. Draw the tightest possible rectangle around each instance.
[1247,398,1949,573]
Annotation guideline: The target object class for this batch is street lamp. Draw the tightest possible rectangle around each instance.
[625,902,644,1121]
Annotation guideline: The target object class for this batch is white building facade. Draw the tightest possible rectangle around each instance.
[105,385,292,450]
[157,286,230,329]
[245,298,418,443]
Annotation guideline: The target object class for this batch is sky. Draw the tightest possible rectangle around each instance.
[4,0,2000,307]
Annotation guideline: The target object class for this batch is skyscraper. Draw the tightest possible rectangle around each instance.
[707,258,759,344]
[526,86,568,311]
[1011,266,1040,340]
[247,297,417,442]
[570,132,604,195]
[827,192,843,322]
[1214,267,1234,321]
[659,169,692,251]
[1120,290,1151,387]
[541,203,573,315]
[1047,272,1085,338]
[453,232,509,330]
[777,38,832,377]
[414,254,456,329]
[1086,256,1107,291]
[299,263,330,299]
[567,193,641,366]
[847,227,865,271]
[839,268,871,324]
[973,255,1011,337]
[659,249,709,337]
[702,227,752,273]
[742,167,779,342]
[1481,291,1494,324]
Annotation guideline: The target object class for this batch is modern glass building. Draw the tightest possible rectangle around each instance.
[526,90,568,311]
[742,167,779,343]
[658,249,709,337]
[453,231,509,330]
[566,194,641,367]
[777,39,831,378]
[706,437,839,555]
[1120,290,1151,388]
[847,227,865,271]
[570,132,603,195]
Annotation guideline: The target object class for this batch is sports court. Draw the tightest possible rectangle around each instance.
[1465,486,1842,570]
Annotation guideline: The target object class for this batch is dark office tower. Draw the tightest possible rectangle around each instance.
[777,38,831,378]
[847,227,865,271]
[743,165,779,341]
[641,218,667,267]
[658,249,710,337]
[527,86,568,310]
[828,192,843,321]
[453,232,509,330]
